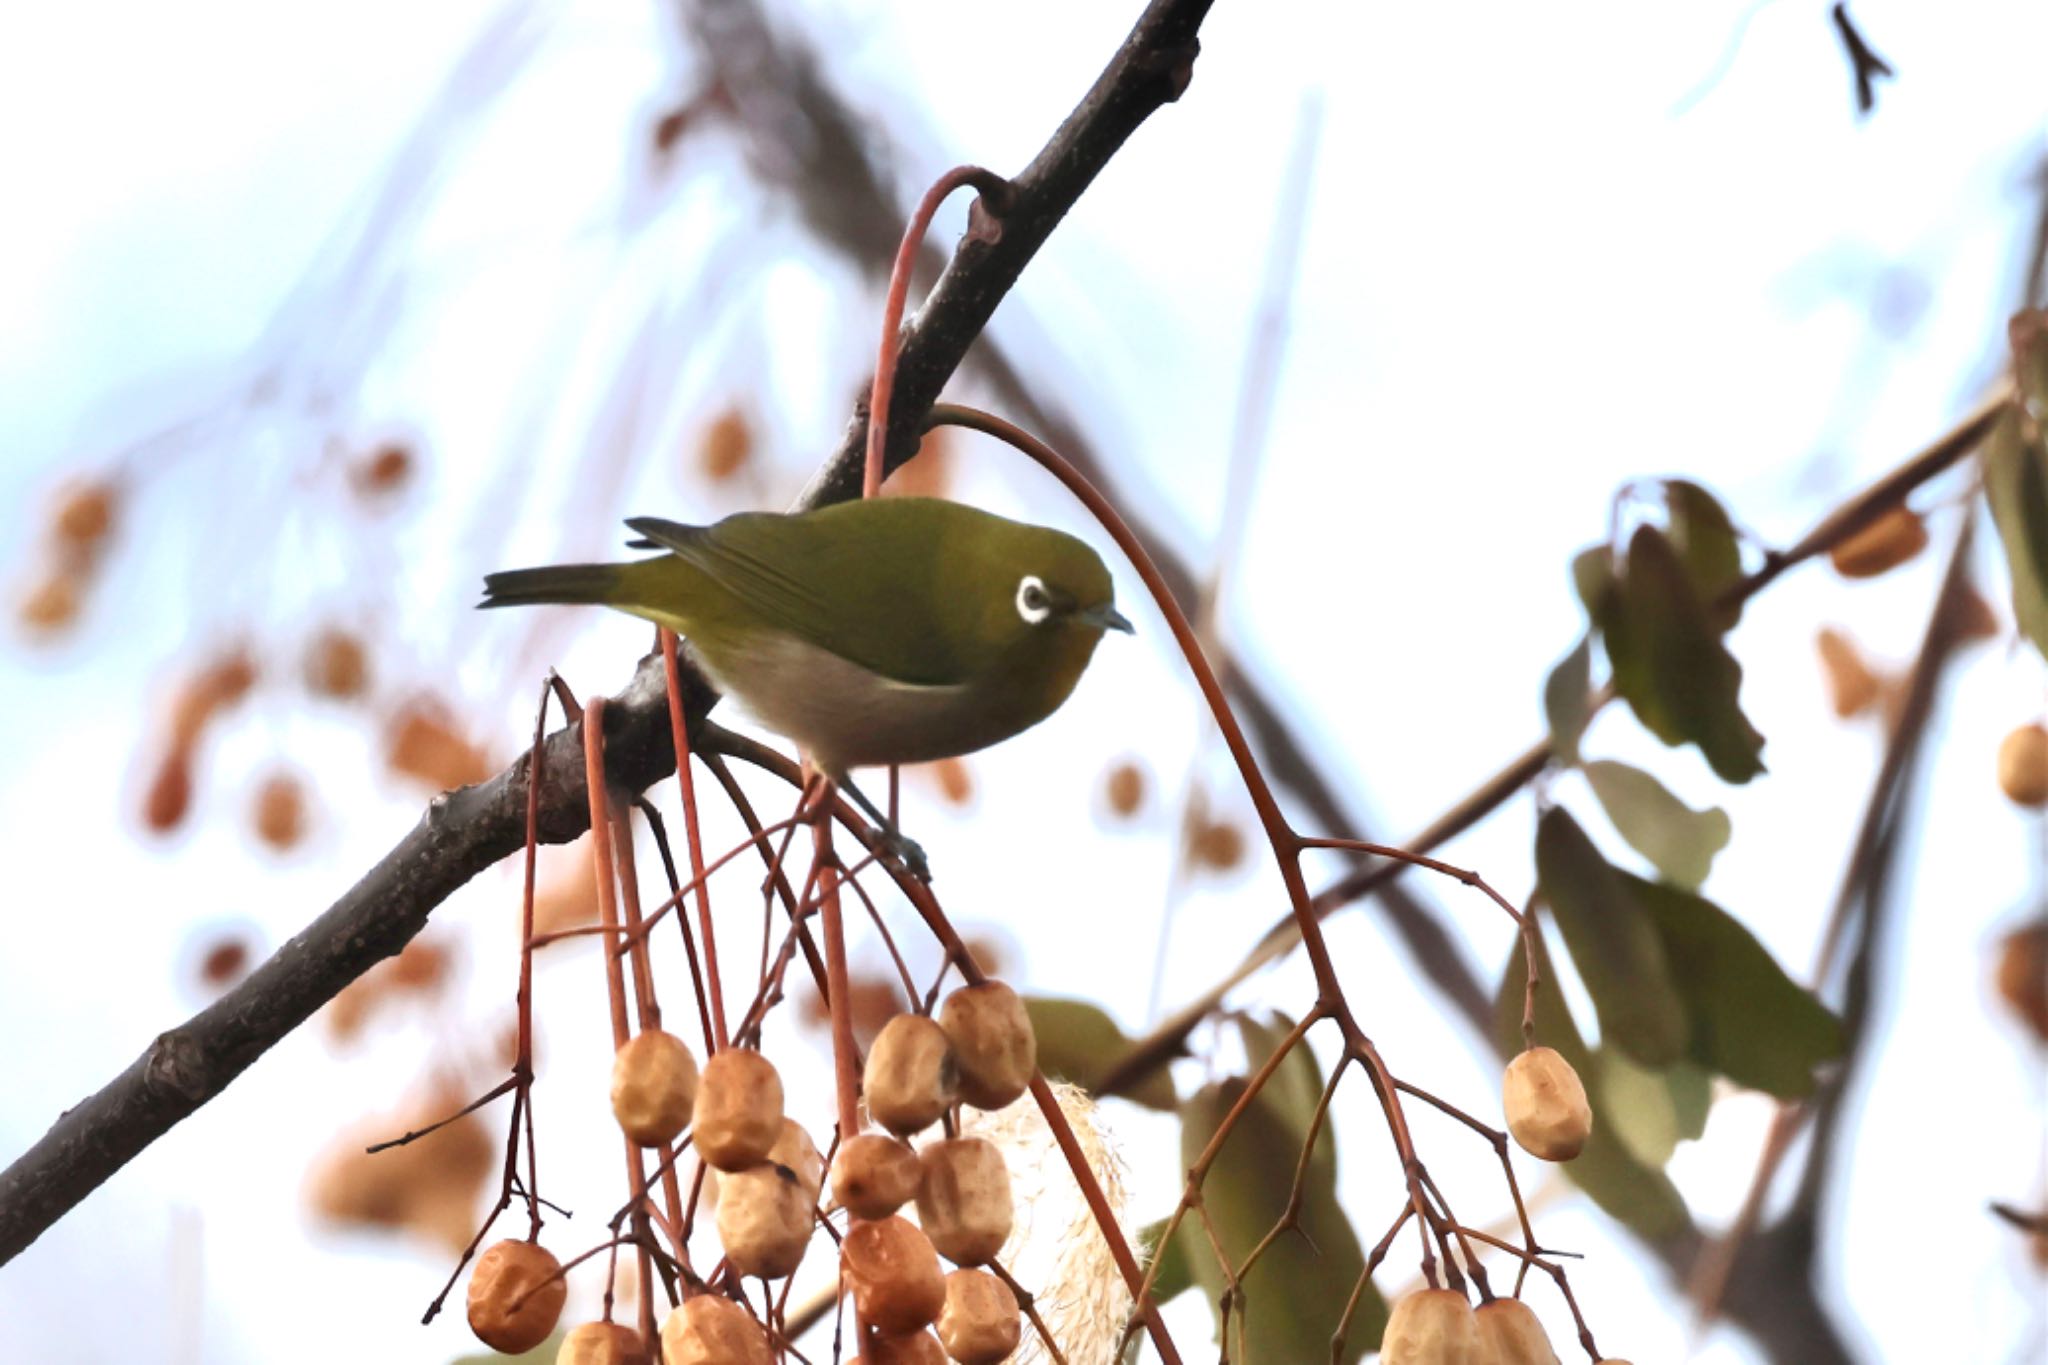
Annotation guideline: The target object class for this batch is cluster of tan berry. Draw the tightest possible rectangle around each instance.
[1378,1291,1626,1365]
[1371,1045,1603,1363]
[462,979,1039,1364]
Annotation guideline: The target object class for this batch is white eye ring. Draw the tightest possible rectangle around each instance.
[1015,574,1052,624]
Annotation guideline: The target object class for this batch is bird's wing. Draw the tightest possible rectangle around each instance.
[623,512,965,685]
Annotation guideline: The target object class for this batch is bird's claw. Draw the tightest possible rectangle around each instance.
[876,829,931,883]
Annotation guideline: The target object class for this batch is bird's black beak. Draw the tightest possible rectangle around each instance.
[1081,603,1135,634]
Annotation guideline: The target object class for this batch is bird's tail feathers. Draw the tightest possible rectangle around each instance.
[478,563,626,610]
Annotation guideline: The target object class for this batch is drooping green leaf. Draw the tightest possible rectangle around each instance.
[1599,525,1766,783]
[1534,807,1690,1067]
[1544,635,1593,767]
[1493,933,1693,1240]
[2012,309,2048,413]
[1621,874,1845,1098]
[1582,759,1731,890]
[1572,545,1615,617]
[1598,1049,1710,1167]
[1178,1021,1378,1361]
[1982,402,2048,661]
[1137,1216,1198,1305]
[1663,480,1745,619]
[1024,997,1177,1111]
[1234,1012,1329,1143]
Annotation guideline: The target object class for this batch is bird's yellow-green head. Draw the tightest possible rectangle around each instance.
[481,496,1132,775]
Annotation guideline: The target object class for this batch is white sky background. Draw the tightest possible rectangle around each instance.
[1,1,2045,1362]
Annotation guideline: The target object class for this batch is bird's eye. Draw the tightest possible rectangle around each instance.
[1015,574,1053,624]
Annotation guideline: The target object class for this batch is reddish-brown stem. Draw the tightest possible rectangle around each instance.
[1238,1052,1352,1282]
[1294,836,1523,926]
[611,806,691,1277]
[832,857,920,1009]
[1132,1009,1323,1335]
[511,673,554,1235]
[660,628,727,1050]
[863,166,1012,499]
[1392,1078,1543,1288]
[924,403,1445,1277]
[612,815,805,953]
[628,797,717,1062]
[810,786,862,1142]
[581,698,660,1347]
[702,726,1181,1365]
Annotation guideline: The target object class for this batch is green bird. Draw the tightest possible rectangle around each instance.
[480,494,1132,795]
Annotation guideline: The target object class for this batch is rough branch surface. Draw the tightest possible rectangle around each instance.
[0,0,1214,1266]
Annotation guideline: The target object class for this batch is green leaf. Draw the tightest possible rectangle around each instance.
[1535,807,1690,1067]
[1982,403,2048,661]
[1572,545,1615,617]
[1621,874,1845,1098]
[1544,636,1593,767]
[1233,1013,1328,1142]
[1599,525,1766,783]
[1493,934,1693,1240]
[1663,480,1744,618]
[1178,1025,1378,1361]
[1598,1050,1710,1166]
[1137,1216,1198,1304]
[1582,759,1731,890]
[1024,997,1177,1111]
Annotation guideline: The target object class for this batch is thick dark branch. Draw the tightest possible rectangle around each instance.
[0,0,1216,1267]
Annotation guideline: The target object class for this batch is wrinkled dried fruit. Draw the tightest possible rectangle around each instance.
[716,1162,814,1279]
[304,628,370,699]
[386,700,492,792]
[767,1118,823,1197]
[558,1320,650,1365]
[1999,724,2048,807]
[693,1048,784,1171]
[928,756,973,805]
[859,1329,947,1365]
[354,441,415,497]
[611,1029,699,1146]
[1475,1297,1561,1365]
[698,408,753,482]
[660,1295,771,1365]
[252,771,308,851]
[938,981,1036,1111]
[51,479,116,550]
[843,1216,946,1335]
[916,1137,1012,1267]
[168,651,257,750]
[17,569,81,634]
[306,1093,493,1250]
[864,1014,958,1136]
[831,1133,922,1219]
[1190,819,1246,871]
[1104,759,1146,817]
[196,935,252,990]
[1504,1046,1593,1162]
[1995,921,2048,1043]
[143,752,193,834]
[466,1239,566,1354]
[1829,504,1928,578]
[1815,628,1879,719]
[937,1268,1020,1364]
[1380,1288,1485,1365]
